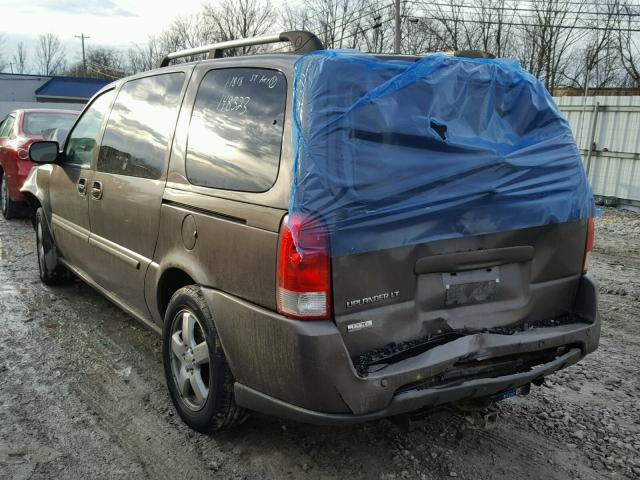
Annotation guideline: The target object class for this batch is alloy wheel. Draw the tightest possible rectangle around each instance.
[169,310,211,411]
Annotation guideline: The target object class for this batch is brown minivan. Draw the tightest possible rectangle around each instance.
[22,32,599,432]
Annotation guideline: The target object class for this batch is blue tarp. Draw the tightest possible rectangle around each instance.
[290,50,594,257]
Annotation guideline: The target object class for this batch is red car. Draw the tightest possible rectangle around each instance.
[0,108,79,218]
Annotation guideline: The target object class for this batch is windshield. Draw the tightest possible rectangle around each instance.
[23,112,78,136]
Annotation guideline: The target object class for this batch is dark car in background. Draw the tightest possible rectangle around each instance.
[0,108,79,218]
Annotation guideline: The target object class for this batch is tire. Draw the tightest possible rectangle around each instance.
[1,172,22,220]
[35,207,72,285]
[163,285,247,432]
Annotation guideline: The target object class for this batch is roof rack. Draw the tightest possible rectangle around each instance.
[447,50,495,59]
[157,30,325,68]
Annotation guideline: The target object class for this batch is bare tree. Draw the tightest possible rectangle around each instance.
[357,2,395,53]
[471,0,518,58]
[128,37,163,73]
[36,33,66,75]
[66,46,126,79]
[12,42,28,74]
[280,0,372,50]
[162,14,218,52]
[283,0,406,53]
[145,0,638,92]
[151,12,222,65]
[516,0,587,90]
[562,3,622,91]
[204,0,275,55]
[419,0,480,51]
[281,2,315,32]
[616,0,640,87]
[408,0,516,56]
[404,16,444,55]
[153,1,275,65]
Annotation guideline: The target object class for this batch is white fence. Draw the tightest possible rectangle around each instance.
[0,101,84,119]
[555,96,640,205]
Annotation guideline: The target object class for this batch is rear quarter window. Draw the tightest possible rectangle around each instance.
[186,68,286,192]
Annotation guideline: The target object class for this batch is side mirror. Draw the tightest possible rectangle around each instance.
[29,141,60,164]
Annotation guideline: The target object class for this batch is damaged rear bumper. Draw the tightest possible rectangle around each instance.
[235,346,581,425]
[202,275,599,425]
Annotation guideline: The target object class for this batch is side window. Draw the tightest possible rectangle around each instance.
[65,91,115,167]
[97,73,184,179]
[0,116,15,138]
[186,68,287,192]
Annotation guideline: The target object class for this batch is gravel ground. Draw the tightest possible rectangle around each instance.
[1,208,638,480]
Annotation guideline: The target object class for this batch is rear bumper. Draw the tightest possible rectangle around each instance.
[202,275,599,424]
[235,347,581,425]
[2,158,32,202]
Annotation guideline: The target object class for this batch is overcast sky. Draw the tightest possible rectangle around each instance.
[0,0,214,67]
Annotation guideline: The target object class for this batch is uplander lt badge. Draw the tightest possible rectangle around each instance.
[346,291,399,309]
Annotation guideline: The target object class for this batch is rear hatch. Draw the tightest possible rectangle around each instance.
[331,219,589,359]
[289,51,594,363]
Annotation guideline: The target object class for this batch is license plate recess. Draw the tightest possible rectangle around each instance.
[443,266,500,306]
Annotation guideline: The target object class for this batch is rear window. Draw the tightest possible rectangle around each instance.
[23,112,77,136]
[186,68,286,192]
[0,116,15,137]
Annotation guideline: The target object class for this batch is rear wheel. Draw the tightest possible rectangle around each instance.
[1,172,21,220]
[35,207,72,285]
[163,285,247,432]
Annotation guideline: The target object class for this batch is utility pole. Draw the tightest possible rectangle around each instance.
[394,0,401,54]
[75,33,90,75]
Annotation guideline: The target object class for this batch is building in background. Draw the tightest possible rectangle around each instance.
[34,77,111,104]
[0,73,110,117]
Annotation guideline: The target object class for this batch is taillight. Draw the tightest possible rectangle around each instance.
[582,217,595,273]
[16,138,35,160]
[277,214,331,320]
[17,148,29,160]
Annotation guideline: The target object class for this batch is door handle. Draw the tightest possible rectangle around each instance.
[77,178,87,196]
[91,181,103,200]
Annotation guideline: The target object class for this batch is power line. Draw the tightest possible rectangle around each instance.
[271,2,396,51]
[277,0,390,35]
[395,0,402,53]
[413,2,640,27]
[412,14,640,28]
[416,1,640,18]
[342,17,394,43]
[408,14,640,32]
[318,3,395,39]
[526,0,640,7]
[463,0,640,8]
